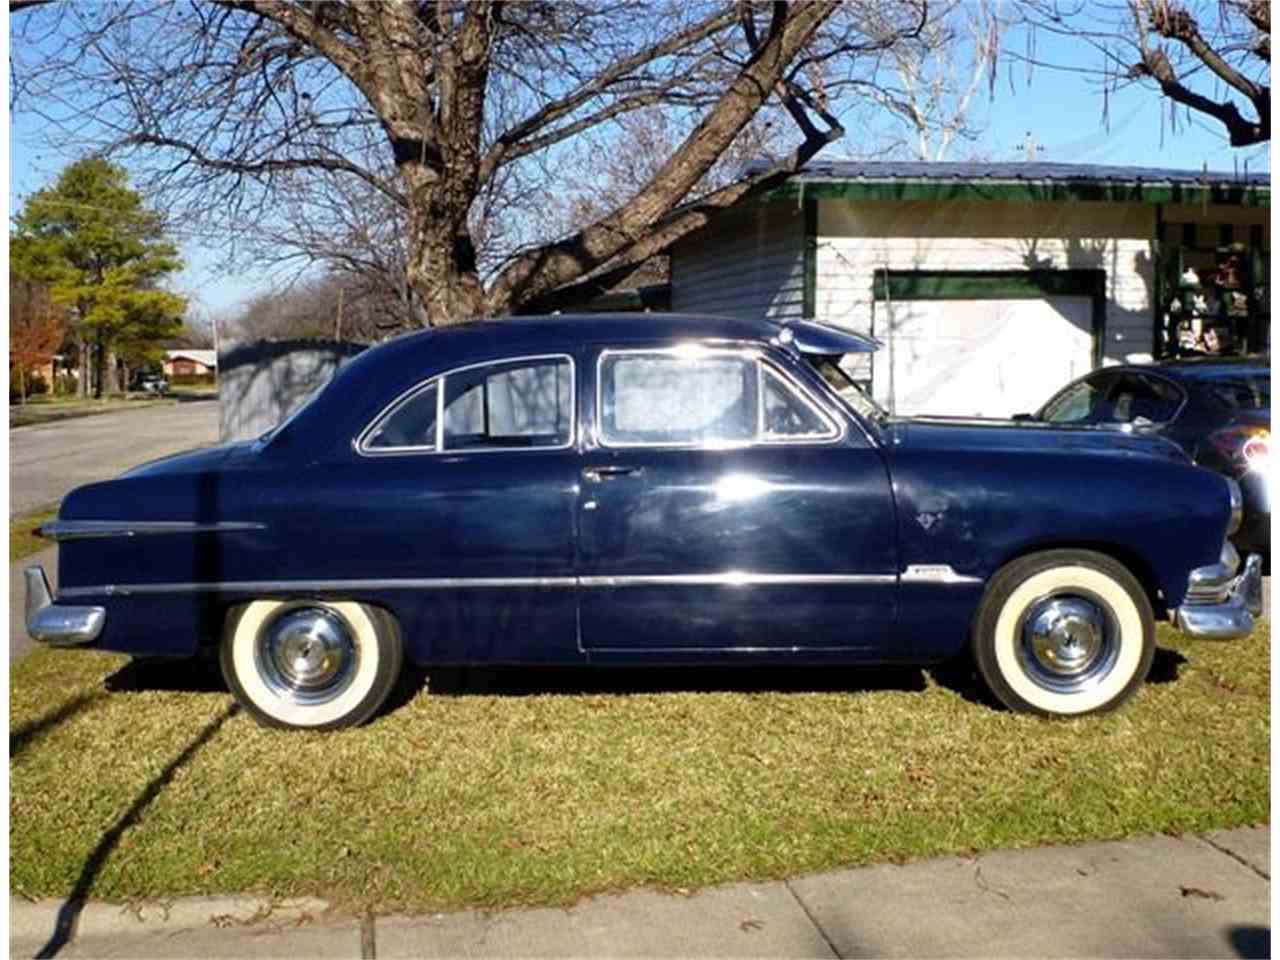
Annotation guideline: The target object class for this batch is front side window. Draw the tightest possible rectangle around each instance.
[599,349,837,447]
[363,382,439,451]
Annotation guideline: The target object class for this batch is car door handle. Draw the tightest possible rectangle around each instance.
[583,465,643,481]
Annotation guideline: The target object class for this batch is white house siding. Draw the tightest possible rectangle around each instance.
[670,201,806,321]
[812,199,1156,365]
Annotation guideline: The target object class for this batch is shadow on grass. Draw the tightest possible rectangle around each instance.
[10,691,105,760]
[1147,646,1189,684]
[34,702,240,959]
[419,663,931,698]
[104,653,226,694]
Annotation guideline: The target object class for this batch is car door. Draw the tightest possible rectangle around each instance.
[575,341,898,658]
[269,353,583,664]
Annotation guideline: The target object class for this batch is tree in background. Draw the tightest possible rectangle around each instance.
[1013,1,1268,148]
[9,280,68,404]
[10,158,187,398]
[858,0,1003,160]
[12,1,931,326]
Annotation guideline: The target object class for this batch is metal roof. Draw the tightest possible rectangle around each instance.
[759,160,1269,189]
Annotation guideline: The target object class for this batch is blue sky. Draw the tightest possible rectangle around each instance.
[8,15,1270,322]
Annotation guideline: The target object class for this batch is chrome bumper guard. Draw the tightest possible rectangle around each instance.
[1173,544,1264,642]
[24,566,105,647]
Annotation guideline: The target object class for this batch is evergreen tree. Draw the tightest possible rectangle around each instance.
[11,158,186,398]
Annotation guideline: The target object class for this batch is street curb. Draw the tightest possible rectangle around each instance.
[9,895,335,950]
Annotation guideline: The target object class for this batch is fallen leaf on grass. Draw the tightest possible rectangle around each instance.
[1179,885,1224,901]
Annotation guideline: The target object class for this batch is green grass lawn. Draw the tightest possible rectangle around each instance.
[10,620,1268,913]
[10,507,59,562]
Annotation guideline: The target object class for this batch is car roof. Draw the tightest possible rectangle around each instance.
[370,312,785,362]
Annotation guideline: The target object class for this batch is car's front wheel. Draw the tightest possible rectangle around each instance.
[221,600,403,730]
[973,550,1155,717]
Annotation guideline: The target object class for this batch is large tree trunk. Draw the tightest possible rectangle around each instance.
[403,169,487,327]
[77,335,89,399]
[93,330,105,400]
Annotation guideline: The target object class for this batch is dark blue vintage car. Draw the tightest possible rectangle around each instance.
[27,314,1263,729]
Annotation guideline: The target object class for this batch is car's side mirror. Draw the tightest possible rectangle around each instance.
[1011,413,1035,423]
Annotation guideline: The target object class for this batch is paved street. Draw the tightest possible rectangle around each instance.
[9,827,1270,958]
[9,399,220,517]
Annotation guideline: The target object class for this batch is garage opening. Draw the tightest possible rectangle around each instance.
[870,269,1105,418]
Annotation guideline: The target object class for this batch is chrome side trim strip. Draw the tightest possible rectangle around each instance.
[580,573,895,587]
[59,576,580,598]
[40,520,266,541]
[59,567,990,598]
[899,564,983,585]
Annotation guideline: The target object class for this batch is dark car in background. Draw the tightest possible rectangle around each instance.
[1024,358,1270,556]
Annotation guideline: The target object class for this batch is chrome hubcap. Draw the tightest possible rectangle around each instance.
[257,606,357,705]
[1019,594,1118,693]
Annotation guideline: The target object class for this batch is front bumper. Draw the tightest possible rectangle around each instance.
[24,565,105,647]
[1173,545,1264,641]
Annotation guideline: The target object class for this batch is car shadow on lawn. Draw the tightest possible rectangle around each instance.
[98,645,1189,718]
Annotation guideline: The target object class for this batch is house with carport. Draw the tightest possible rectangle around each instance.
[668,162,1269,417]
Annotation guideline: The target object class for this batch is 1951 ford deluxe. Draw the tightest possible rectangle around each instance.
[27,314,1263,729]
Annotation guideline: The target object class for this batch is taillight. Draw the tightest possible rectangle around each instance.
[1208,426,1271,473]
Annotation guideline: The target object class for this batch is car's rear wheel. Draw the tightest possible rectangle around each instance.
[221,600,402,730]
[973,550,1154,717]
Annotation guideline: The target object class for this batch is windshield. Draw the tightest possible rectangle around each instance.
[1179,367,1271,411]
[809,356,887,422]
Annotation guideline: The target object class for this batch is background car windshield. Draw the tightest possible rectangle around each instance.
[1179,367,1271,411]
[1041,377,1111,424]
[601,353,756,445]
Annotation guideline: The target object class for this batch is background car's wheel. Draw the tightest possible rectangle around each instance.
[221,600,403,730]
[972,550,1155,717]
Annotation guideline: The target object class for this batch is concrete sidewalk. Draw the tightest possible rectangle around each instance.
[10,826,1269,959]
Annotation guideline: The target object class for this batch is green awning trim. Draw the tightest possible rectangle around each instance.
[873,269,1105,301]
[766,179,1268,208]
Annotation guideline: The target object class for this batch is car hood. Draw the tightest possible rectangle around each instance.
[886,416,1191,463]
[120,441,257,478]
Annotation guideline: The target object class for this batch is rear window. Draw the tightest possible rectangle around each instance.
[1180,368,1271,411]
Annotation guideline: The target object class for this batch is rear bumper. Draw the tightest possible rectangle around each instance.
[1173,549,1264,641]
[24,565,105,647]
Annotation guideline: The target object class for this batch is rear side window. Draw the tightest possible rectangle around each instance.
[442,357,573,450]
[364,383,439,451]
[598,349,837,447]
[359,355,573,454]
[1181,369,1271,411]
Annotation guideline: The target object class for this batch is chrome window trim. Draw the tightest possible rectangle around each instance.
[594,344,845,450]
[758,363,841,443]
[354,353,577,457]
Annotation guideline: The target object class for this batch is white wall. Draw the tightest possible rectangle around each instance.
[670,200,806,321]
[813,199,1157,364]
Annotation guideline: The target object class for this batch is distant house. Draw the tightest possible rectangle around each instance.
[164,349,218,377]
[668,161,1269,418]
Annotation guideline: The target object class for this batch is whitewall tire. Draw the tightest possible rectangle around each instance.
[221,599,403,730]
[973,550,1155,717]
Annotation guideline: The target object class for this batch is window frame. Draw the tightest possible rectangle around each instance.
[354,353,577,457]
[594,344,843,450]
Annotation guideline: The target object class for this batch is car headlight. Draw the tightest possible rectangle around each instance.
[1225,477,1243,535]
